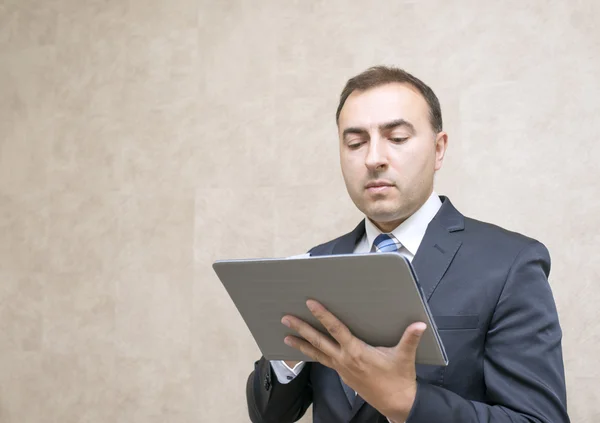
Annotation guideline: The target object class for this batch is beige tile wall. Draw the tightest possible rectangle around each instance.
[1,0,598,421]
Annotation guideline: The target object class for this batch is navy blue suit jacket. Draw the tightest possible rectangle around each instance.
[246,197,569,423]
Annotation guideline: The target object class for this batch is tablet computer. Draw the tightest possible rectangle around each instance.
[212,253,447,366]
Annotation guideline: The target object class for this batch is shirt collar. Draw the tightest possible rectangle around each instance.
[364,192,442,256]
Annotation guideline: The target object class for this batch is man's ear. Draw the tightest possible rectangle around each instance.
[434,132,448,171]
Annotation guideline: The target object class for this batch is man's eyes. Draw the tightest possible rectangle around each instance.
[345,137,409,149]
[346,139,365,149]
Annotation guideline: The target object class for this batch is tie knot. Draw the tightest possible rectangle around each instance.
[372,233,401,253]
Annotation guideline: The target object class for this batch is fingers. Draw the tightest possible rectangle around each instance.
[281,300,354,364]
[396,322,427,361]
[284,335,333,367]
[306,299,354,347]
[282,313,339,359]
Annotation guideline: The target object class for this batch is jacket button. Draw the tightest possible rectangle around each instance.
[264,374,271,391]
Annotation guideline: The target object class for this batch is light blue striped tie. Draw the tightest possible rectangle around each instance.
[372,233,402,253]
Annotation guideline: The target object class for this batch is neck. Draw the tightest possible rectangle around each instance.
[369,190,435,233]
[371,218,404,233]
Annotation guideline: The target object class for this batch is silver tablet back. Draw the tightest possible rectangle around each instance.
[212,253,447,366]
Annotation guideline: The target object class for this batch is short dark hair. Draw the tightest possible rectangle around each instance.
[336,66,443,134]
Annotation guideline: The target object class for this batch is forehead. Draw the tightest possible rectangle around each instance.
[338,82,430,131]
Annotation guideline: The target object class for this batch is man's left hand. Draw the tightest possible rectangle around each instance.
[282,299,426,422]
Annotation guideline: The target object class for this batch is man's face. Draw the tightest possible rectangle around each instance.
[338,82,447,232]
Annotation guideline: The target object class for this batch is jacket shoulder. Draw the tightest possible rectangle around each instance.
[462,216,550,261]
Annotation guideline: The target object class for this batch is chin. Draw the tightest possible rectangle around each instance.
[364,206,403,223]
[351,191,403,220]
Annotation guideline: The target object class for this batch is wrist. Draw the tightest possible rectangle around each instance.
[383,381,416,423]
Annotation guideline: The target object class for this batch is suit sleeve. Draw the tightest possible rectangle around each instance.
[246,357,313,423]
[406,241,569,423]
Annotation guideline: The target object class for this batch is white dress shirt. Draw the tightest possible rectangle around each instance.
[270,192,442,419]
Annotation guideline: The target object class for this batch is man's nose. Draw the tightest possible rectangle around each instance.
[365,137,388,170]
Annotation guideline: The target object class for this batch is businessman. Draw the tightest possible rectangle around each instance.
[246,66,569,423]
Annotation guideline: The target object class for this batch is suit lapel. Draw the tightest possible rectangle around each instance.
[349,197,465,419]
[331,220,366,255]
[411,197,464,300]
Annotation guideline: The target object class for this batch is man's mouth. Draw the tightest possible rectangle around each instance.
[365,180,394,193]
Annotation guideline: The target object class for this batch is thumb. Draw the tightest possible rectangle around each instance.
[396,322,427,361]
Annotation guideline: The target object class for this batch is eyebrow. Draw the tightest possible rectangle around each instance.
[342,118,416,138]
